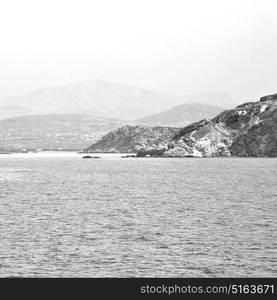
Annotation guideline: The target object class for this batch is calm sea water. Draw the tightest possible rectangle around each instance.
[0,152,276,277]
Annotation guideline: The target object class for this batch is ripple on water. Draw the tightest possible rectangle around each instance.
[0,157,276,277]
[0,168,28,181]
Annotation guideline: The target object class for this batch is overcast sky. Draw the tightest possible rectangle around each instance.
[0,0,276,102]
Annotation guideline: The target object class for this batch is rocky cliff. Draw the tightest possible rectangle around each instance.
[84,93,277,157]
[84,125,179,153]
[164,94,277,157]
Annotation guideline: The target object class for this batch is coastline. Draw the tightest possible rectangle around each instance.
[1,150,276,159]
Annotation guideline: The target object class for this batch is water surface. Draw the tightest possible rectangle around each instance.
[0,153,276,277]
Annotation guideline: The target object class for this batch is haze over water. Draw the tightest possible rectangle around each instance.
[0,153,276,277]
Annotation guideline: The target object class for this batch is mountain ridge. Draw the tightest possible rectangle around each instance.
[0,79,234,120]
[134,102,224,127]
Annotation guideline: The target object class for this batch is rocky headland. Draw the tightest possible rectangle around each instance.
[84,94,277,157]
[164,93,277,157]
[83,125,179,153]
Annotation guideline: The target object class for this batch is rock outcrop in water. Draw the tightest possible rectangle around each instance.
[84,93,277,157]
[164,94,277,157]
[84,125,179,153]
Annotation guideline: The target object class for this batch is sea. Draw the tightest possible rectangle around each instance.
[0,152,276,277]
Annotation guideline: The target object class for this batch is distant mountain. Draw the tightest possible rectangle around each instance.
[134,103,224,127]
[84,125,179,153]
[0,114,124,151]
[0,79,234,120]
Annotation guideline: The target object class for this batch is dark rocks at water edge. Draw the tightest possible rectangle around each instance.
[136,149,166,157]
[84,93,277,157]
[82,155,100,159]
[136,148,195,157]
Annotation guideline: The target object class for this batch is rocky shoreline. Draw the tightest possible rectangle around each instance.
[84,93,277,157]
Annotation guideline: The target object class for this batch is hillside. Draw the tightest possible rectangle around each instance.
[0,114,124,151]
[164,93,277,157]
[134,103,224,127]
[84,93,277,157]
[84,125,179,153]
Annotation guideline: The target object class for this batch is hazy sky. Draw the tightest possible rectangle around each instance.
[0,0,276,102]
